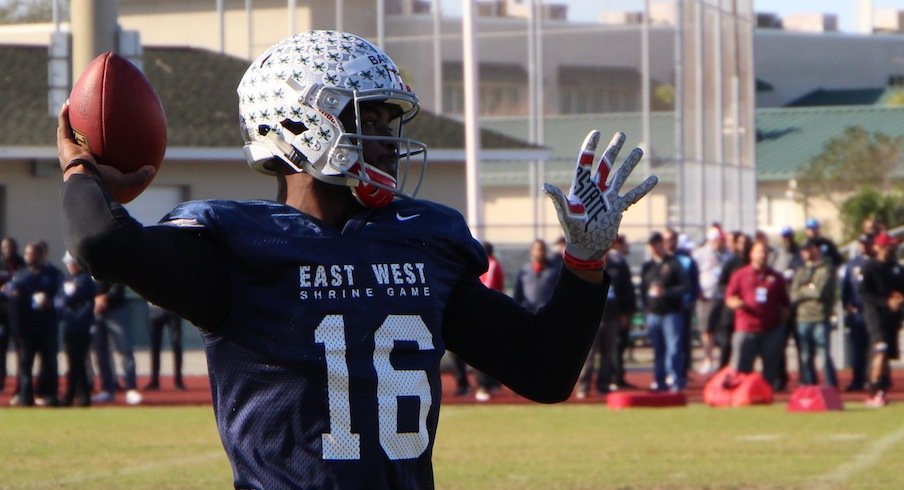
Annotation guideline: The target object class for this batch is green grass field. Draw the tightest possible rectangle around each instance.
[2,403,903,489]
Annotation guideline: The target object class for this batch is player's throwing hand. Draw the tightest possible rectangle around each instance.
[543,130,658,270]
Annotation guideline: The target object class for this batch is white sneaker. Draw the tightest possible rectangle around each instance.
[125,389,143,405]
[865,391,888,408]
[92,391,115,403]
[9,394,21,406]
[475,389,491,402]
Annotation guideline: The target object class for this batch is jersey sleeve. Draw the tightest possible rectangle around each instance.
[61,174,230,329]
[441,267,609,403]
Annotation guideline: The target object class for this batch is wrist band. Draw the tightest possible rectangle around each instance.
[562,250,606,271]
[63,158,100,177]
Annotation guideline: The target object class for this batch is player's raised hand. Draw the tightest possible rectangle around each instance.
[57,102,156,191]
[543,130,658,270]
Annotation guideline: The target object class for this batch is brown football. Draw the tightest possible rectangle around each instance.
[68,52,167,203]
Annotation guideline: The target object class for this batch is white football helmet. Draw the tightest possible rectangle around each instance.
[237,30,427,208]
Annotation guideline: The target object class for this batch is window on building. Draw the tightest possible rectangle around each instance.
[558,66,641,114]
[442,62,528,116]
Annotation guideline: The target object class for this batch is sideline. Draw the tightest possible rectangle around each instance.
[28,451,224,489]
[811,419,904,488]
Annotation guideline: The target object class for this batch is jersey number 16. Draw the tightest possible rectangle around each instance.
[315,314,433,461]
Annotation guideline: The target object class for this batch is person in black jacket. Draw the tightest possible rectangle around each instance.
[804,218,843,267]
[641,232,690,392]
[576,234,637,396]
[58,252,96,406]
[715,232,753,369]
[859,232,904,408]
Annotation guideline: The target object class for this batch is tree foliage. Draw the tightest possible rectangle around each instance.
[840,187,904,242]
[796,126,904,209]
[653,84,675,111]
[0,0,61,24]
[888,89,904,107]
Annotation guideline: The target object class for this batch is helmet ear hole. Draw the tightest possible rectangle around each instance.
[280,119,309,136]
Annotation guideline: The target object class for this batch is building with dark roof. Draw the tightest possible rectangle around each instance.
[0,44,547,265]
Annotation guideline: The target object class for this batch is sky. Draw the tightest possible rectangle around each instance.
[752,0,903,32]
[561,0,904,32]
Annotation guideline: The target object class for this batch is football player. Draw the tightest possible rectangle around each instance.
[57,31,657,489]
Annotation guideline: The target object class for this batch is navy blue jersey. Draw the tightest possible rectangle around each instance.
[57,272,96,335]
[5,264,64,335]
[160,198,485,489]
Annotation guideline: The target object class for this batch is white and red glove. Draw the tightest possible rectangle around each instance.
[543,130,658,271]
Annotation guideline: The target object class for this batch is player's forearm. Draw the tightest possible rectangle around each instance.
[61,174,230,329]
[443,269,607,403]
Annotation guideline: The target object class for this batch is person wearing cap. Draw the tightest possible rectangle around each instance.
[772,227,803,281]
[641,232,691,392]
[859,232,904,407]
[804,218,843,267]
[663,228,700,382]
[790,239,838,388]
[840,234,874,391]
[57,252,96,406]
[724,240,790,390]
[693,226,733,376]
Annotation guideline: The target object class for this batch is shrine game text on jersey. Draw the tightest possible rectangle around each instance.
[299,262,430,300]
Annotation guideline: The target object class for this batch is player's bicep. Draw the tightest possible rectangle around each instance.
[126,224,231,330]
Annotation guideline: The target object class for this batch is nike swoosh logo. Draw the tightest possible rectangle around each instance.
[396,213,420,222]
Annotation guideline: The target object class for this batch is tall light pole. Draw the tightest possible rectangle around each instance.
[462,0,482,237]
[70,0,117,78]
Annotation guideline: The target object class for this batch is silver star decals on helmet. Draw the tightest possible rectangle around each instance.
[237,30,423,191]
[300,133,320,150]
[304,112,321,126]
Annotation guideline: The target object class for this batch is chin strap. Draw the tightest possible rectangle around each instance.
[349,163,396,208]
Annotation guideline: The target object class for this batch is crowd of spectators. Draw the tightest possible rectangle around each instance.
[450,221,901,407]
[0,236,185,408]
[604,218,899,407]
[3,225,900,408]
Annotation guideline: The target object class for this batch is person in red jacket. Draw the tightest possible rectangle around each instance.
[724,240,790,390]
[479,241,505,292]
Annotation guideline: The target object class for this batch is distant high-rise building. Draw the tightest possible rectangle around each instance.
[857,0,874,34]
[782,13,838,33]
[875,9,904,33]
